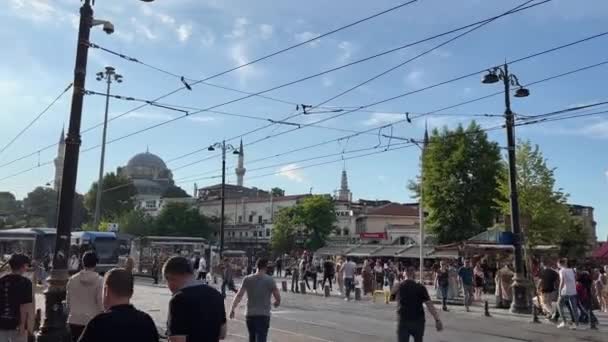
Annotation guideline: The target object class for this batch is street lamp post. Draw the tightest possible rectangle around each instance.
[36,1,153,341]
[208,141,240,259]
[482,63,531,314]
[93,66,123,229]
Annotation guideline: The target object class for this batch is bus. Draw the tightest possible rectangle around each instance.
[0,228,56,261]
[130,236,210,277]
[70,231,120,273]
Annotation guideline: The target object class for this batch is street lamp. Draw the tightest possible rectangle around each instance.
[36,1,154,341]
[93,66,123,229]
[208,141,240,259]
[481,63,530,314]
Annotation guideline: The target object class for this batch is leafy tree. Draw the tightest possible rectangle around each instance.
[84,172,136,221]
[154,203,211,238]
[23,187,87,228]
[0,192,18,213]
[162,185,191,198]
[410,122,503,244]
[271,187,285,197]
[116,209,155,236]
[270,207,298,254]
[497,140,585,253]
[293,195,336,250]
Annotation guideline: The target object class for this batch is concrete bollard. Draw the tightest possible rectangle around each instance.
[355,288,362,301]
[281,280,288,292]
[484,300,491,317]
[324,284,330,297]
[299,281,306,294]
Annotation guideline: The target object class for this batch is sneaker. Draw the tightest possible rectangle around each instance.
[557,322,567,329]
[568,324,577,330]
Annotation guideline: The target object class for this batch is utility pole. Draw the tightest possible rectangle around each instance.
[208,140,240,259]
[482,63,531,314]
[36,1,93,341]
[93,66,123,229]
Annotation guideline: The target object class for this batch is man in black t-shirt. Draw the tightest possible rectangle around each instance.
[392,267,442,342]
[78,268,159,342]
[164,256,227,342]
[0,254,33,342]
[322,257,335,291]
[538,262,559,316]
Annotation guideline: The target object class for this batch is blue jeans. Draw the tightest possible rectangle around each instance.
[439,285,449,308]
[557,295,579,325]
[344,277,355,299]
[246,316,270,342]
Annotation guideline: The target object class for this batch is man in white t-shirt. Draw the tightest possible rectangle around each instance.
[340,257,357,301]
[556,258,579,329]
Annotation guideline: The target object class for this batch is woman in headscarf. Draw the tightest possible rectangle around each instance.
[362,259,373,295]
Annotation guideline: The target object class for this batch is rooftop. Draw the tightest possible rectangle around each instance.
[365,203,419,217]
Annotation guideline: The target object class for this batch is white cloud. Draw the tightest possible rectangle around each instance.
[337,41,354,62]
[187,116,216,124]
[463,87,472,94]
[200,29,216,47]
[405,70,424,88]
[226,17,249,39]
[580,121,608,138]
[131,18,157,40]
[431,48,452,58]
[294,31,320,47]
[362,112,403,126]
[114,29,135,43]
[278,164,305,182]
[259,24,274,40]
[605,170,608,182]
[9,0,57,22]
[229,43,259,84]
[177,24,193,42]
[321,76,334,88]
[124,111,175,121]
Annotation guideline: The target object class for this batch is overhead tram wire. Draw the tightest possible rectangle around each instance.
[3,60,607,184]
[0,83,73,156]
[140,0,553,163]
[0,1,418,170]
[0,1,571,170]
[172,57,608,176]
[67,0,553,164]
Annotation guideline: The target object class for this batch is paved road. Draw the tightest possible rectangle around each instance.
[130,278,607,342]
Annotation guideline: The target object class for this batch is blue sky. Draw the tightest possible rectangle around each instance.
[1,0,607,239]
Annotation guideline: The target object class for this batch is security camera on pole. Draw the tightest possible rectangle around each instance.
[481,63,531,314]
[35,1,155,341]
[93,66,123,229]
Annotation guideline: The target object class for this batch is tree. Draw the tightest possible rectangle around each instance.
[0,192,18,213]
[271,187,285,197]
[410,122,503,244]
[154,203,211,238]
[270,207,298,254]
[23,187,88,228]
[23,187,58,227]
[293,195,336,250]
[162,185,191,198]
[497,140,584,253]
[116,209,155,237]
[84,172,136,221]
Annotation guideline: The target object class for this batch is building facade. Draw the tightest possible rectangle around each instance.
[53,129,65,191]
[568,204,598,249]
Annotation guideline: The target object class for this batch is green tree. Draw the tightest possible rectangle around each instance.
[270,207,298,254]
[84,172,136,221]
[162,185,191,198]
[23,187,88,228]
[116,209,155,237]
[271,187,285,197]
[0,192,18,213]
[293,195,336,250]
[410,122,503,244]
[497,140,584,253]
[154,203,211,238]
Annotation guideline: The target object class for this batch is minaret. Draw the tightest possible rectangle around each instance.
[235,139,246,187]
[423,120,429,153]
[53,128,66,191]
[337,165,352,202]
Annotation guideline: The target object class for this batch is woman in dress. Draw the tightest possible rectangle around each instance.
[474,262,485,301]
[373,260,384,291]
[336,257,345,295]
